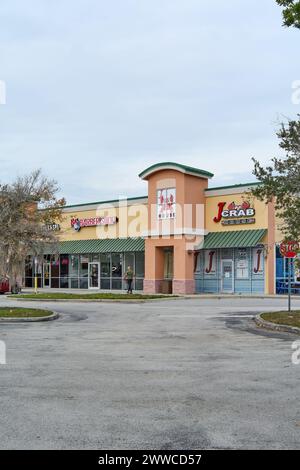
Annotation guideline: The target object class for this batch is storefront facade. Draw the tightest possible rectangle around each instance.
[25,196,147,290]
[193,183,274,295]
[24,162,292,295]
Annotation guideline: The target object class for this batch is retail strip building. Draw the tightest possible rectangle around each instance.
[24,162,291,295]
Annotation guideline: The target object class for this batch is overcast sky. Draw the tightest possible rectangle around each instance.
[0,0,299,204]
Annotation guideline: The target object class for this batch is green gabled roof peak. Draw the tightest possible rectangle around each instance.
[139,162,214,180]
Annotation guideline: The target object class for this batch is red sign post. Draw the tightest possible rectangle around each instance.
[280,241,299,311]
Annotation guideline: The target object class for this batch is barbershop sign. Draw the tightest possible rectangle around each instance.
[214,201,255,226]
[71,216,118,232]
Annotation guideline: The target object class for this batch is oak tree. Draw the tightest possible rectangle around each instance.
[252,116,300,241]
[0,170,65,292]
[276,0,300,28]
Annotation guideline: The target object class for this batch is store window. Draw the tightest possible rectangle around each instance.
[68,255,79,289]
[124,253,134,289]
[69,255,79,277]
[295,256,300,282]
[100,253,111,289]
[124,253,134,272]
[24,256,33,287]
[135,252,145,278]
[80,255,89,289]
[60,255,69,288]
[51,257,60,288]
[90,254,99,263]
[135,251,145,290]
[252,247,264,276]
[236,249,249,279]
[112,253,123,289]
[157,188,176,220]
[204,250,217,276]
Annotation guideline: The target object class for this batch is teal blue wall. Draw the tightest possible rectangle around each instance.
[195,247,265,294]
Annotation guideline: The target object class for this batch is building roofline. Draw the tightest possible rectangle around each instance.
[62,195,148,210]
[139,162,214,180]
[205,182,259,192]
[58,182,259,210]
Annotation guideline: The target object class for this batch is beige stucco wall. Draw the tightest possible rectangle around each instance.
[145,169,207,236]
[58,202,148,241]
[205,193,269,232]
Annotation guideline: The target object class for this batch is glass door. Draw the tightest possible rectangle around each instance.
[221,260,234,293]
[43,262,51,288]
[88,262,100,289]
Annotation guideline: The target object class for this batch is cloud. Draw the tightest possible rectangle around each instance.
[0,0,298,203]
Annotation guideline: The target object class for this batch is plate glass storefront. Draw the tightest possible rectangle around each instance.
[195,247,265,294]
[24,252,145,290]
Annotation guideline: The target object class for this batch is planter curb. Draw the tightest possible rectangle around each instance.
[254,313,300,335]
[0,311,59,323]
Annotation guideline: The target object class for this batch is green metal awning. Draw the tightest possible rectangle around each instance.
[201,229,267,249]
[44,237,145,255]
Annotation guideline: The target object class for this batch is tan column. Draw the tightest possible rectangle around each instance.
[172,238,196,295]
[143,239,165,293]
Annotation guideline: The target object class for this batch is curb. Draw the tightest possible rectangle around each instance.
[8,294,300,302]
[0,312,59,323]
[254,313,300,335]
[183,294,300,300]
[7,297,181,304]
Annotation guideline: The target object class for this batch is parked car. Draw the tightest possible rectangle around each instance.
[0,278,10,294]
[0,278,21,294]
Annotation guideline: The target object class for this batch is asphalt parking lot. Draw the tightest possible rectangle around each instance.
[0,296,299,450]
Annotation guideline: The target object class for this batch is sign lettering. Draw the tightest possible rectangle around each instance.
[213,201,256,226]
[71,216,118,231]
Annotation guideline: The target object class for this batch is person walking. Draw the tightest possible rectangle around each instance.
[124,266,134,294]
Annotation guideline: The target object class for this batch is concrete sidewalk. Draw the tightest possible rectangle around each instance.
[17,287,300,301]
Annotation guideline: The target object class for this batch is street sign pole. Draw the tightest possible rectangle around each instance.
[279,240,299,313]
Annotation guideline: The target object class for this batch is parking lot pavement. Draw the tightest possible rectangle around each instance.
[0,296,300,450]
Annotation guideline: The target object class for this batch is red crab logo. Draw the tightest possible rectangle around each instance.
[214,201,255,223]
